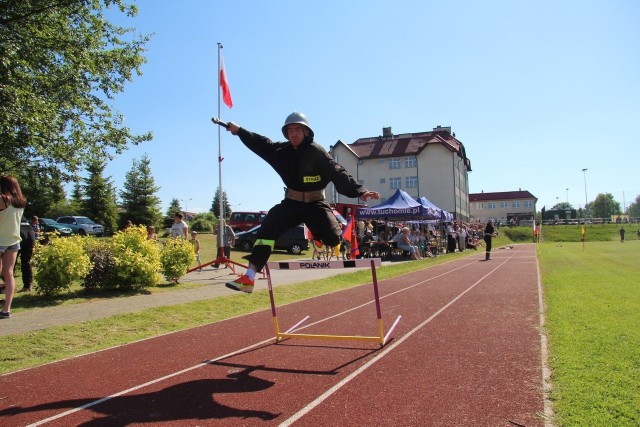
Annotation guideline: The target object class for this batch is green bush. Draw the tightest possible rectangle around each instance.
[160,237,196,283]
[109,225,162,290]
[83,239,119,290]
[33,235,91,295]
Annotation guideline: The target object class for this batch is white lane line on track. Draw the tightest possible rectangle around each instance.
[29,250,517,426]
[26,338,276,427]
[279,251,519,426]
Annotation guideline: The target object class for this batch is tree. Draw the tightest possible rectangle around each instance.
[0,0,152,183]
[83,158,118,234]
[591,193,621,219]
[626,195,640,217]
[18,169,67,219]
[211,187,231,219]
[118,154,162,229]
[551,202,572,210]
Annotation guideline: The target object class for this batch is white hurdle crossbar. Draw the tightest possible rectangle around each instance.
[265,258,401,346]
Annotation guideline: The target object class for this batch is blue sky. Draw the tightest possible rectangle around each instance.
[100,0,640,215]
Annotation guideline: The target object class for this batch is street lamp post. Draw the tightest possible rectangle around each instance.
[181,198,192,220]
[582,168,588,218]
[566,188,569,205]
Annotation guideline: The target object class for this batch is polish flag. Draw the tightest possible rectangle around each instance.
[220,54,233,108]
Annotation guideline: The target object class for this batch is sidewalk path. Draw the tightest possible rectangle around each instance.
[1,259,393,337]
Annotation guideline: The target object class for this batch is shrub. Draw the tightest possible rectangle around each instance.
[33,235,91,295]
[109,225,162,290]
[160,237,196,283]
[83,240,119,290]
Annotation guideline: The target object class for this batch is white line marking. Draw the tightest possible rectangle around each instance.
[279,252,517,426]
[26,338,276,427]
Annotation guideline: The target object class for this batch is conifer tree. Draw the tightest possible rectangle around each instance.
[119,154,162,229]
[83,158,118,234]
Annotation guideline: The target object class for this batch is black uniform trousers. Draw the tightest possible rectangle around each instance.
[250,198,341,271]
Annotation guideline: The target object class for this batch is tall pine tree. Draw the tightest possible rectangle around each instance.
[211,187,232,220]
[119,154,163,229]
[83,158,118,234]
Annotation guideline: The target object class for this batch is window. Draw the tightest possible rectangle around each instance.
[406,176,418,188]
[379,178,386,184]
[500,201,508,209]
[512,201,520,208]
[389,158,401,169]
[404,156,417,168]
[487,202,496,209]
[477,203,484,210]
[390,177,402,189]
[524,200,533,208]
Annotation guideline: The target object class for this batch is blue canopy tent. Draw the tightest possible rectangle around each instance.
[414,196,454,222]
[356,189,429,220]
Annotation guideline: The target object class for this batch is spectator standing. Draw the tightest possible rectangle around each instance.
[213,219,235,269]
[170,213,188,239]
[19,221,35,292]
[458,224,468,252]
[190,231,202,271]
[619,227,625,243]
[146,225,158,241]
[30,215,40,240]
[0,175,27,318]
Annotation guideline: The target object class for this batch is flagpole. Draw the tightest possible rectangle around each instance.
[217,43,225,254]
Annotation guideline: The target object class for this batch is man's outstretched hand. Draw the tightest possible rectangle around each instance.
[360,191,380,201]
[226,122,240,135]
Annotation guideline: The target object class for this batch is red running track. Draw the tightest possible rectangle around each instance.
[0,244,546,426]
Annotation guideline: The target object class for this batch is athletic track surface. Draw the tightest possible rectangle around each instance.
[0,244,548,426]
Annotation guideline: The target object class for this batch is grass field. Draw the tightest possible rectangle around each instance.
[539,240,640,426]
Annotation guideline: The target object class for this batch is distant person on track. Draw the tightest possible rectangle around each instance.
[619,227,625,243]
[484,219,497,260]
[223,112,379,293]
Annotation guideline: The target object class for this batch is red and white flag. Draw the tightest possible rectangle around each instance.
[219,54,233,108]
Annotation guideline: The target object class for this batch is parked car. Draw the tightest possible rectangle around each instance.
[228,211,267,232]
[234,224,309,255]
[39,218,73,237]
[56,216,105,236]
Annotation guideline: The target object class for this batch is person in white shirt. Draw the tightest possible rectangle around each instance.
[170,213,188,239]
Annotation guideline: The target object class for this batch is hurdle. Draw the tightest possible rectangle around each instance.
[265,258,401,347]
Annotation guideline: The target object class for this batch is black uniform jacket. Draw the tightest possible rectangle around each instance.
[237,128,366,198]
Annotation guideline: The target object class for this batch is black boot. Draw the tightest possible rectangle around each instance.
[485,252,491,260]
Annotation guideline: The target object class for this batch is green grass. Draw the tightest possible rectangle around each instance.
[539,240,640,426]
[541,222,635,242]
